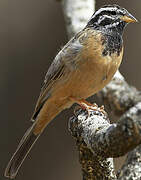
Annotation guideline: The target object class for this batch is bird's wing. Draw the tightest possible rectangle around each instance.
[31,32,85,120]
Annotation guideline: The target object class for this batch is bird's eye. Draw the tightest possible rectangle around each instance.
[111,11,117,15]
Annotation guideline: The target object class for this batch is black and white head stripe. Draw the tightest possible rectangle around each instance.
[93,5,125,17]
[87,4,128,28]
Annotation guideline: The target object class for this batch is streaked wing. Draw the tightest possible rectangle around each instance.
[32,55,66,120]
[32,33,84,120]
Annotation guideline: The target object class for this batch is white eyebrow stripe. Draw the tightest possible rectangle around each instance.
[92,7,118,18]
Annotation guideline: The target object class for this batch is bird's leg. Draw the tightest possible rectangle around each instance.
[76,99,98,111]
[69,97,105,116]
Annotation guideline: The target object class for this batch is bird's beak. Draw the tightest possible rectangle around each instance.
[120,13,138,23]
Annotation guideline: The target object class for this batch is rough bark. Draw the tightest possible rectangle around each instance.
[69,108,116,180]
[69,102,141,179]
[117,145,141,180]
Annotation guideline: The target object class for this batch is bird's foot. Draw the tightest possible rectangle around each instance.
[70,97,106,116]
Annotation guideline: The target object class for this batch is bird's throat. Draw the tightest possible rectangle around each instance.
[101,31,123,57]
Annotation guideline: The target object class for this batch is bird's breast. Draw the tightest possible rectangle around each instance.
[52,31,123,101]
[66,32,123,98]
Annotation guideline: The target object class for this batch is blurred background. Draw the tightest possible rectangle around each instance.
[2,0,141,179]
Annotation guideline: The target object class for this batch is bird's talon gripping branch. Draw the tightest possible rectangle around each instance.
[86,104,107,117]
[70,97,108,117]
[74,98,100,116]
[98,105,107,116]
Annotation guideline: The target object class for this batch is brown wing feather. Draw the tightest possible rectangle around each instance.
[32,62,65,120]
[31,31,87,120]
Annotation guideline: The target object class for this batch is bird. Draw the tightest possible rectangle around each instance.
[5,4,137,179]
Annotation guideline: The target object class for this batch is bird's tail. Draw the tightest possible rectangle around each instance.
[5,122,40,179]
[5,97,71,179]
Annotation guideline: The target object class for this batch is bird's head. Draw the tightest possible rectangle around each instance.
[87,4,138,34]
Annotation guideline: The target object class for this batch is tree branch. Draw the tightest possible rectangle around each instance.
[69,103,141,157]
[61,0,95,38]
[69,109,117,180]
[98,71,141,116]
[69,102,141,179]
[117,145,141,179]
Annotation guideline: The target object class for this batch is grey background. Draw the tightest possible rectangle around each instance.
[2,0,141,179]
